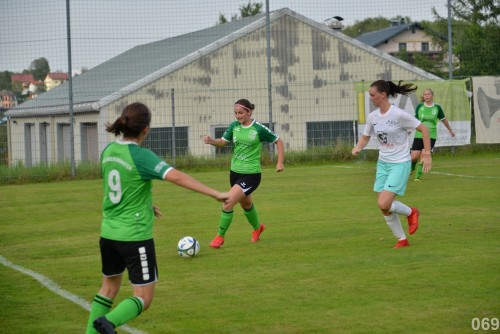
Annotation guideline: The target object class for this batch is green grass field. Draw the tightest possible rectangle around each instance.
[1,152,499,334]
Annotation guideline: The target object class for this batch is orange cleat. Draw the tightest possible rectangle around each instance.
[407,208,419,235]
[393,239,409,249]
[209,235,225,248]
[251,224,266,242]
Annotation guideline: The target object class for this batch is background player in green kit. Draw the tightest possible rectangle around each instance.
[87,103,228,334]
[411,88,455,181]
[203,98,285,249]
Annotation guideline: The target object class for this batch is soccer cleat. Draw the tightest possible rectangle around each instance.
[209,235,225,248]
[407,208,419,234]
[93,316,117,334]
[414,178,421,182]
[393,239,409,249]
[251,224,266,242]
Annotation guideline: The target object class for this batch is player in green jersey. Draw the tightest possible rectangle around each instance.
[87,103,228,334]
[203,98,285,249]
[411,88,455,181]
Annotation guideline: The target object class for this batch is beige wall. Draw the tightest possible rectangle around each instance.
[45,77,66,91]
[100,16,434,157]
[9,113,99,165]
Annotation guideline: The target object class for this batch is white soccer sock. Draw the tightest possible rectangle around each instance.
[390,201,411,216]
[384,213,406,240]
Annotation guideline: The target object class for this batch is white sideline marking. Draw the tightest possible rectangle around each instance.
[333,165,500,179]
[0,255,147,334]
[429,171,500,179]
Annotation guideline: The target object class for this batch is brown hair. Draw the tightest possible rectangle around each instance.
[234,98,255,111]
[106,102,151,137]
[370,80,417,98]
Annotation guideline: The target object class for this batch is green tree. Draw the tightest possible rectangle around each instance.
[0,71,13,91]
[29,57,50,81]
[430,0,500,77]
[217,1,263,24]
[239,1,263,17]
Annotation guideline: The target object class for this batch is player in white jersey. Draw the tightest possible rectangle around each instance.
[352,80,432,249]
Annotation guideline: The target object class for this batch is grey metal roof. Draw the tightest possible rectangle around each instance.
[356,23,422,47]
[8,12,266,115]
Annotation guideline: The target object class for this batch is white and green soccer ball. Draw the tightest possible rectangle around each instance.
[177,236,200,258]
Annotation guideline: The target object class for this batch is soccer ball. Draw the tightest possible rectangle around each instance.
[177,236,200,258]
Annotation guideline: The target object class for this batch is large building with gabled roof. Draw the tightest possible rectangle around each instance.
[6,8,441,166]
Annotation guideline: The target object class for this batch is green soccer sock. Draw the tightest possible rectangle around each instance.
[105,296,144,329]
[243,204,260,230]
[415,162,424,180]
[411,161,417,172]
[86,294,113,334]
[218,210,234,237]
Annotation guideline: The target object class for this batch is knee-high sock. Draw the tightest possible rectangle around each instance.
[86,294,113,334]
[105,296,144,329]
[390,201,411,216]
[384,213,406,240]
[218,210,233,237]
[415,162,424,179]
[243,204,260,230]
[411,161,417,172]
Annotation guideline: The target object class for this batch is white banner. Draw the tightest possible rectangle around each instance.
[473,76,500,144]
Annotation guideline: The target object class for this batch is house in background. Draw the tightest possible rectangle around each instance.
[0,90,18,109]
[355,21,445,65]
[6,8,441,167]
[44,72,68,91]
[11,74,34,96]
[10,73,44,99]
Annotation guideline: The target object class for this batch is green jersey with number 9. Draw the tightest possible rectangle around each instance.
[100,140,172,241]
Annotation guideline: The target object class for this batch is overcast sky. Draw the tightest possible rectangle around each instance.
[1,0,448,74]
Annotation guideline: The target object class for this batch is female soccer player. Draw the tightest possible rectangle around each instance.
[203,98,284,248]
[352,80,432,249]
[411,88,455,181]
[87,102,228,334]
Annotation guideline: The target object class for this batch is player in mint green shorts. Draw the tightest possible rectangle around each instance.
[353,80,432,249]
[411,88,455,181]
[87,103,228,334]
[203,98,285,249]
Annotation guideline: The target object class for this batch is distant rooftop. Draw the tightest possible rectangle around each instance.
[356,22,422,47]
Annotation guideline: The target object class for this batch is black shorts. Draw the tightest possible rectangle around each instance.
[99,237,158,285]
[411,138,437,153]
[229,171,261,196]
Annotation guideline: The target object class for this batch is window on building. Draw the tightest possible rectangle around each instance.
[24,123,35,166]
[306,121,355,148]
[57,123,71,162]
[399,43,407,52]
[421,42,429,52]
[214,127,232,156]
[39,122,49,165]
[81,122,98,162]
[143,126,189,158]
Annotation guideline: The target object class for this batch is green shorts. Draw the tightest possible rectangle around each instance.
[374,160,411,196]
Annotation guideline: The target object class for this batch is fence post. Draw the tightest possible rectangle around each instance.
[171,88,176,167]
